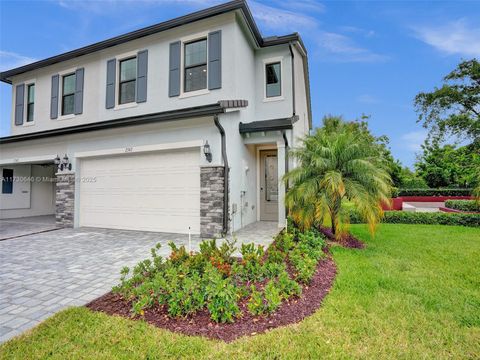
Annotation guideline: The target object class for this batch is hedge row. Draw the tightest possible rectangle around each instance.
[397,188,472,197]
[444,200,480,212]
[349,210,480,227]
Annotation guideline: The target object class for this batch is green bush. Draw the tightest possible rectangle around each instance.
[263,281,282,314]
[398,188,472,196]
[444,200,480,212]
[204,265,240,323]
[113,226,326,323]
[349,209,480,227]
[276,270,302,298]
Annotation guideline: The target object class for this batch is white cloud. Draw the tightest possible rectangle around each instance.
[400,130,428,152]
[316,32,389,63]
[249,1,318,33]
[0,51,37,71]
[275,0,325,14]
[412,18,480,57]
[57,0,220,14]
[339,26,376,38]
[356,94,379,104]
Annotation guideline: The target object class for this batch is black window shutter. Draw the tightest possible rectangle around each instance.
[14,84,25,125]
[106,59,116,109]
[50,75,59,119]
[136,50,148,103]
[208,30,222,90]
[74,68,85,115]
[169,41,181,97]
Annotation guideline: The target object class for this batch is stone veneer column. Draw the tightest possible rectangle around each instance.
[55,172,75,228]
[200,166,225,238]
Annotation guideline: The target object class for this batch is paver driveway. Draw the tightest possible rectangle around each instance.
[0,227,198,343]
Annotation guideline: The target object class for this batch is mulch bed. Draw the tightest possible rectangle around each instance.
[86,255,336,342]
[318,227,365,249]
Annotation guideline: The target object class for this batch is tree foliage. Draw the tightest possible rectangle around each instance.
[415,141,480,188]
[414,59,480,145]
[284,116,392,238]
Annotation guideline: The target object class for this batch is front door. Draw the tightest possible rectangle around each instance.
[260,150,278,221]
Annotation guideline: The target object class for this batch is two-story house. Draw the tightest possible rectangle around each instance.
[0,0,311,238]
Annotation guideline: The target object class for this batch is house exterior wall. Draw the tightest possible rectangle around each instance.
[1,6,310,233]
[0,164,55,219]
[7,13,298,138]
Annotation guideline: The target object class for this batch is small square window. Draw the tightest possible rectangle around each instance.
[184,39,207,92]
[119,57,137,104]
[26,84,35,122]
[2,168,13,194]
[266,62,281,98]
[62,73,76,115]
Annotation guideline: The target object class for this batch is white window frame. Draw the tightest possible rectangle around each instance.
[23,78,36,126]
[263,56,284,102]
[57,67,78,121]
[179,31,210,99]
[112,50,139,110]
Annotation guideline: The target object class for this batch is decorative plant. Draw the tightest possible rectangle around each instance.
[284,117,393,238]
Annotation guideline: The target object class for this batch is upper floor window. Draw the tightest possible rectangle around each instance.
[62,73,76,115]
[265,62,281,98]
[1,168,13,194]
[26,84,35,122]
[184,39,207,92]
[119,57,137,104]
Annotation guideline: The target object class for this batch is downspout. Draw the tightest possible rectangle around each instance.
[214,115,229,235]
[287,43,296,222]
[282,130,289,220]
[289,43,296,116]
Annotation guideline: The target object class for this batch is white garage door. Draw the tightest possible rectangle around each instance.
[79,148,200,234]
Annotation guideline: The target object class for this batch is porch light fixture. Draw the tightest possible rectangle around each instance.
[59,154,72,171]
[54,155,61,166]
[203,141,212,163]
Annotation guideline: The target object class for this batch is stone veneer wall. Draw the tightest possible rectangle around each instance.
[56,172,75,228]
[200,166,225,238]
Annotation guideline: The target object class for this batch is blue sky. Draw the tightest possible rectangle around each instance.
[1,0,479,167]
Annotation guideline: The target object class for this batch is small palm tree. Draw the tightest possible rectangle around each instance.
[284,122,392,239]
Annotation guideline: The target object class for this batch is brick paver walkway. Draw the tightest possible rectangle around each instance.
[0,222,279,343]
[0,227,195,343]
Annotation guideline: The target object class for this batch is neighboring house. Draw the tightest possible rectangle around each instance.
[0,0,311,238]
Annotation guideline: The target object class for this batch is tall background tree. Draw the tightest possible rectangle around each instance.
[414,59,480,189]
[414,59,479,146]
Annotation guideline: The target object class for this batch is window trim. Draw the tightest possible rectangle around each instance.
[26,83,35,123]
[183,37,208,93]
[1,168,14,194]
[112,50,140,110]
[118,56,137,105]
[55,67,78,121]
[263,57,284,102]
[61,72,76,116]
[179,31,210,98]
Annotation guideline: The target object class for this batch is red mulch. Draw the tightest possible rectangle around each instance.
[86,256,336,342]
[318,227,365,249]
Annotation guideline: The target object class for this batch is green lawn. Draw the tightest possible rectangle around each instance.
[1,224,479,359]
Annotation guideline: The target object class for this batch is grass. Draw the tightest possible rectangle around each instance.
[1,224,479,359]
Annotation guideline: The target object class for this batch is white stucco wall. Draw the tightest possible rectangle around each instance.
[2,10,311,231]
[0,164,55,219]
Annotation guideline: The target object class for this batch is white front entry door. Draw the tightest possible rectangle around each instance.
[79,148,200,234]
[259,150,279,221]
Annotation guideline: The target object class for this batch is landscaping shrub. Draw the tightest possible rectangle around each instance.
[398,188,472,196]
[113,227,327,323]
[444,200,480,212]
[349,209,480,227]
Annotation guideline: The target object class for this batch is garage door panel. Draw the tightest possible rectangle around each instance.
[79,148,200,234]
